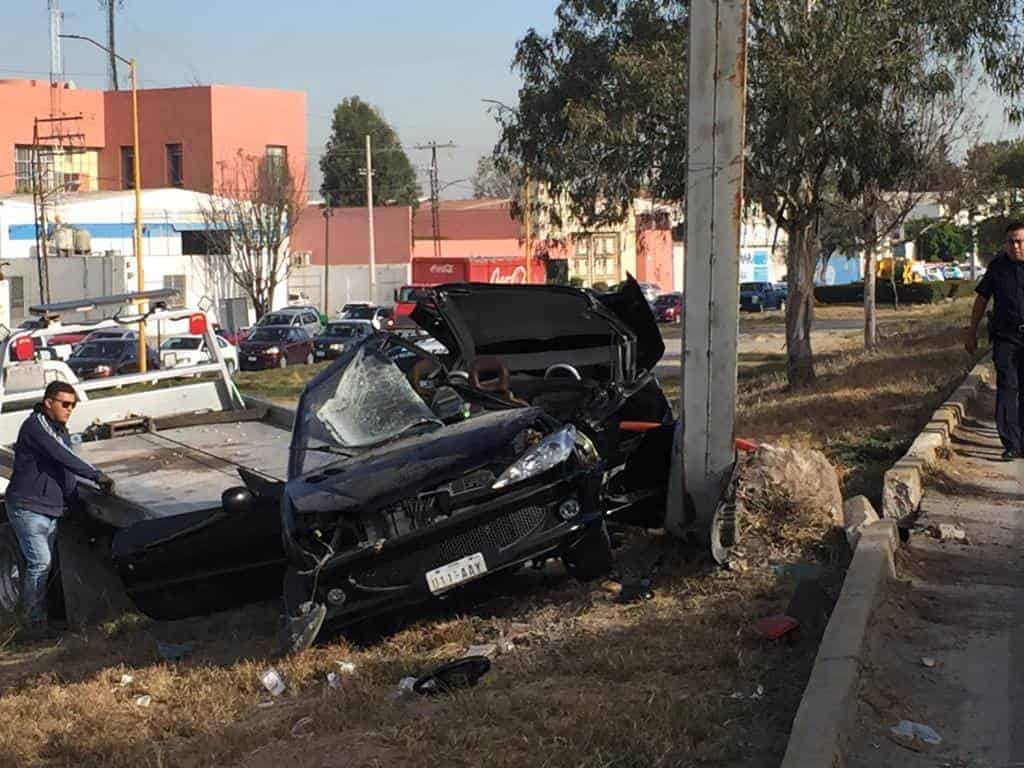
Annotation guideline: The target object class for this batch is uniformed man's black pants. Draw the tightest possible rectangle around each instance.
[992,338,1024,452]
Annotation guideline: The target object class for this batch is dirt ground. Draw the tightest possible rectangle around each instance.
[0,298,980,767]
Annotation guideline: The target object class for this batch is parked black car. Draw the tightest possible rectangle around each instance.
[313,320,374,361]
[239,326,315,370]
[67,339,161,379]
[280,277,674,649]
[740,282,785,312]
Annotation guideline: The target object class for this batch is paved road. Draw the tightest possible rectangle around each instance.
[847,387,1024,766]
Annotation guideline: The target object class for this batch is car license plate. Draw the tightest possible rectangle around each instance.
[315,350,325,357]
[247,356,257,362]
[425,552,487,594]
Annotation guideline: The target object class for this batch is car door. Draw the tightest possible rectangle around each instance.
[287,328,309,363]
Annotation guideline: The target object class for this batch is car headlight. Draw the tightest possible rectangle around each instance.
[493,426,576,489]
[330,343,343,351]
[265,346,280,355]
[95,364,111,374]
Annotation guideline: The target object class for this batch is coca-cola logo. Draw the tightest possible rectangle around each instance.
[490,266,528,284]
[429,264,456,274]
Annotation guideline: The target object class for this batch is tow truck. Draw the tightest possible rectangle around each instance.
[0,290,298,626]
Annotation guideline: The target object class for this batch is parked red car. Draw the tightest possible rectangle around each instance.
[238,326,315,370]
[652,292,683,324]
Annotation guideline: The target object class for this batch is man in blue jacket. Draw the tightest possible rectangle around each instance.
[6,381,113,637]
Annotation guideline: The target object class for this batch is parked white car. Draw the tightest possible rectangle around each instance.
[160,334,239,374]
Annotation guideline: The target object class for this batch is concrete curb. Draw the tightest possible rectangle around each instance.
[779,517,898,768]
[881,354,993,522]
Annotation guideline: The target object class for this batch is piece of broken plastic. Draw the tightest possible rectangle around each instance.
[118,673,134,687]
[412,655,492,696]
[156,640,194,662]
[260,667,287,697]
[755,615,800,640]
[891,720,941,746]
[133,694,152,707]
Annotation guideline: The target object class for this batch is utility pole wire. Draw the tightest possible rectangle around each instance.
[414,141,456,259]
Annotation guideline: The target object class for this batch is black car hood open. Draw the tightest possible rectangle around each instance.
[411,275,664,378]
[286,407,546,516]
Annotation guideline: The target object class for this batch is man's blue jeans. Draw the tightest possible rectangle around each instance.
[7,505,58,626]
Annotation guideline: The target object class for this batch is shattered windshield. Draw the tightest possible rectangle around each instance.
[291,340,442,476]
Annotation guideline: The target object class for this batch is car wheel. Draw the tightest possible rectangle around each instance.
[562,521,613,581]
[0,520,24,620]
[305,352,314,366]
[278,355,288,370]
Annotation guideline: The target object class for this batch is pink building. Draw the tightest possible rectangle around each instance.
[290,204,412,266]
[0,79,306,196]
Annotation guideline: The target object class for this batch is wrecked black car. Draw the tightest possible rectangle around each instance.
[282,277,674,649]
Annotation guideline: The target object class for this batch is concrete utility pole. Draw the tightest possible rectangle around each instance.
[523,174,532,283]
[666,0,749,557]
[365,134,376,304]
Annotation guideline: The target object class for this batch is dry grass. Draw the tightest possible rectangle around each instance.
[0,300,977,767]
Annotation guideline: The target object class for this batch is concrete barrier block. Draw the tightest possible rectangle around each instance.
[843,495,879,550]
[882,464,922,521]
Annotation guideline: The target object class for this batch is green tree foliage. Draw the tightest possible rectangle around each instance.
[319,97,420,207]
[497,0,1024,388]
[966,139,1024,189]
[906,218,971,261]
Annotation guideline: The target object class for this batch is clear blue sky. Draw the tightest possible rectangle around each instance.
[1,0,560,197]
[2,2,1020,197]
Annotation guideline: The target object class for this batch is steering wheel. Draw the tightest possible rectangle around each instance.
[544,363,582,381]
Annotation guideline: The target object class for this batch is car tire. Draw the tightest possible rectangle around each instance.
[278,356,288,370]
[562,521,613,581]
[305,352,314,366]
[0,519,24,620]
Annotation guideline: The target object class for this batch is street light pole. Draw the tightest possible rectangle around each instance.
[60,33,146,370]
[322,202,333,314]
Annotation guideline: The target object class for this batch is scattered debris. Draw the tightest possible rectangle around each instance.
[617,576,654,603]
[133,694,152,707]
[118,673,134,687]
[751,684,765,701]
[400,656,492,697]
[889,720,942,752]
[336,660,356,675]
[755,615,800,643]
[463,643,498,659]
[921,656,937,668]
[326,672,342,690]
[290,716,314,738]
[260,667,287,697]
[256,700,275,709]
[929,523,967,543]
[156,640,195,662]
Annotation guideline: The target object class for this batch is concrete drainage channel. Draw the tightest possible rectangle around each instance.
[779,354,993,768]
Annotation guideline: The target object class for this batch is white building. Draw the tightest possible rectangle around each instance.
[0,188,288,328]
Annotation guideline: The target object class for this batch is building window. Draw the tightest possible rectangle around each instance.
[15,146,99,193]
[166,143,183,187]
[182,230,231,255]
[121,146,135,189]
[163,274,187,298]
[264,145,287,179]
[9,276,24,312]
[575,237,589,256]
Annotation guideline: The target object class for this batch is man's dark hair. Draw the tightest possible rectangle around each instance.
[43,381,77,401]
[1005,221,1024,236]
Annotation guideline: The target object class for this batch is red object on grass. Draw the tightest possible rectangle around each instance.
[755,615,800,641]
[735,438,760,453]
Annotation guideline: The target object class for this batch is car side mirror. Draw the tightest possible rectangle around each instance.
[222,486,254,515]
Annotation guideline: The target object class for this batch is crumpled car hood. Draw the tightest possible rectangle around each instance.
[286,407,547,516]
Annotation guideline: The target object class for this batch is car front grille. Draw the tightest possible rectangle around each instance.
[354,505,549,590]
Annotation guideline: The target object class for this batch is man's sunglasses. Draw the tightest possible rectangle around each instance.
[49,398,77,411]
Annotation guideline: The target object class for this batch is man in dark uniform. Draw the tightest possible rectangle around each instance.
[966,221,1024,459]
